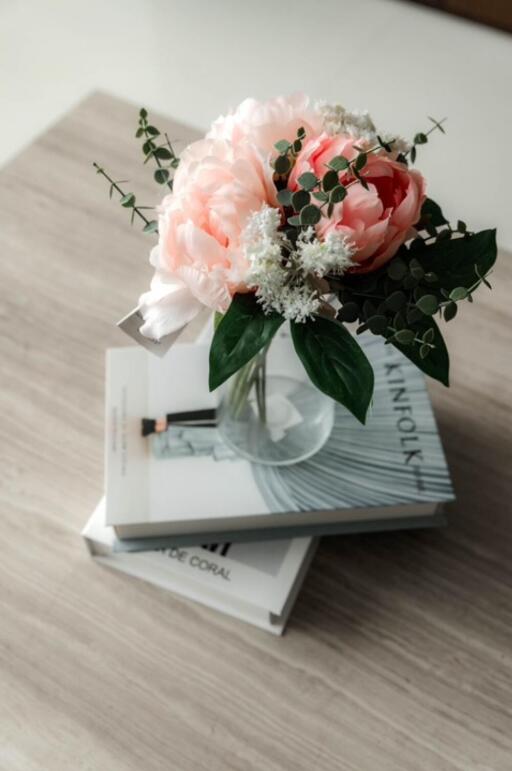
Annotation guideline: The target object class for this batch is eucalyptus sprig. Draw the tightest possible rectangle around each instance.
[275,134,393,227]
[92,162,158,234]
[136,108,180,189]
[336,198,496,384]
[408,116,446,164]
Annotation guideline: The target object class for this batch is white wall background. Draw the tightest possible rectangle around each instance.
[1,0,511,249]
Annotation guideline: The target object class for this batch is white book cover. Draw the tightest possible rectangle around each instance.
[105,331,454,540]
[83,499,316,635]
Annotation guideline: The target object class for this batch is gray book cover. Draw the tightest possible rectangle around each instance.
[105,330,454,545]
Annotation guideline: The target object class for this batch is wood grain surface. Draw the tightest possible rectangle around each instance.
[0,92,511,771]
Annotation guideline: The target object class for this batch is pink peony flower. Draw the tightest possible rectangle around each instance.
[289,132,426,273]
[207,93,322,155]
[139,137,277,339]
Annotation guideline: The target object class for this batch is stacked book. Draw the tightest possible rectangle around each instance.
[83,323,454,634]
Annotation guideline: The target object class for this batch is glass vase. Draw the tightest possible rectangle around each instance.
[217,336,334,466]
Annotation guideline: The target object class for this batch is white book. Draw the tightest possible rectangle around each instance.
[82,499,317,635]
[105,331,453,541]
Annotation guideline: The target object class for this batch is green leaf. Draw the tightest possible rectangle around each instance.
[422,327,435,343]
[120,193,135,207]
[274,139,291,154]
[322,169,339,192]
[153,147,173,160]
[385,291,406,311]
[142,139,155,155]
[300,204,321,226]
[146,126,160,136]
[406,306,423,325]
[274,155,291,175]
[209,294,284,391]
[409,257,424,280]
[354,152,367,171]
[277,188,293,207]
[410,146,417,164]
[420,344,430,360]
[414,132,428,145]
[143,220,159,234]
[292,189,311,211]
[329,185,347,204]
[291,317,374,424]
[415,229,497,291]
[475,264,492,289]
[393,312,406,330]
[449,286,468,302]
[366,315,388,334]
[387,258,407,281]
[338,302,360,323]
[328,155,349,172]
[139,108,148,119]
[392,317,450,386]
[312,191,329,203]
[288,214,301,227]
[443,302,458,321]
[394,329,415,345]
[416,294,439,315]
[293,139,302,153]
[297,126,306,139]
[421,198,448,227]
[154,168,170,184]
[135,127,144,138]
[298,172,318,191]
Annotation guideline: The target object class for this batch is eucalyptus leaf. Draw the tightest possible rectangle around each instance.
[322,170,339,192]
[392,317,449,386]
[143,220,159,234]
[385,291,406,311]
[416,295,439,316]
[120,193,135,207]
[338,302,360,323]
[297,172,318,191]
[154,168,169,184]
[330,185,347,204]
[443,302,458,321]
[292,189,311,211]
[274,155,291,175]
[367,315,389,334]
[274,139,291,154]
[300,204,321,226]
[153,147,172,160]
[449,287,468,302]
[277,188,293,207]
[394,329,415,345]
[387,258,407,281]
[328,155,349,172]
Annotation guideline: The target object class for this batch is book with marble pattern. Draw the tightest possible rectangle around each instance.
[104,330,453,544]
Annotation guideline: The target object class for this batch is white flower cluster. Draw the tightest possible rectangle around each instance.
[316,101,377,142]
[316,102,411,155]
[297,227,354,276]
[378,132,411,155]
[243,207,354,323]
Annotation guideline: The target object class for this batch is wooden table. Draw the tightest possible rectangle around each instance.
[1,92,511,771]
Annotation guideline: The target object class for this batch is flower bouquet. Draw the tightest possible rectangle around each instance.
[95,95,496,465]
